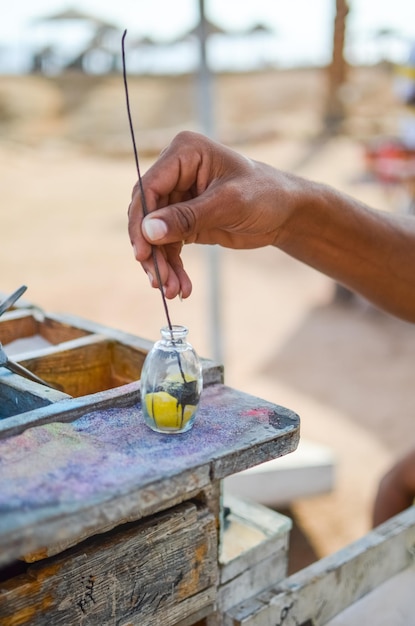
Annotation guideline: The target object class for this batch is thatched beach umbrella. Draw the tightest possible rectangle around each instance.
[32,7,116,29]
[185,16,227,40]
[31,7,121,74]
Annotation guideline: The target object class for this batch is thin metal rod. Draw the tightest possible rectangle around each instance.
[121,30,173,334]
[121,31,187,385]
[4,359,60,390]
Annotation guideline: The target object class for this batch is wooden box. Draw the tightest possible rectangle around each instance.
[0,500,217,626]
[0,310,150,400]
[223,506,415,626]
[0,309,91,348]
[0,302,301,626]
[3,299,413,624]
[218,495,291,615]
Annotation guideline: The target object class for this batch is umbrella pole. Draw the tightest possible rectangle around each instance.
[196,0,224,366]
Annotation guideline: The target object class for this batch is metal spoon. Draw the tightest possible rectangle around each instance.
[0,342,60,390]
[0,287,61,390]
[0,285,28,318]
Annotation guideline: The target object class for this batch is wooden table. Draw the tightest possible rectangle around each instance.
[3,300,413,626]
[0,304,300,625]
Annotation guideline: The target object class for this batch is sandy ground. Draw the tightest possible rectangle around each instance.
[1,67,414,565]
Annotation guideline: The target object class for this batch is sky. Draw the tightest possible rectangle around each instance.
[1,0,415,72]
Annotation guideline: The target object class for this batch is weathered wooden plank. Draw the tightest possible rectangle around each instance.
[0,379,142,438]
[220,496,291,584]
[1,465,211,566]
[219,551,289,616]
[0,501,218,626]
[18,334,116,396]
[43,313,224,386]
[200,480,222,535]
[174,603,216,626]
[211,400,300,480]
[325,565,415,625]
[0,310,38,344]
[210,497,291,620]
[213,432,299,482]
[110,340,147,386]
[0,385,299,566]
[0,363,221,440]
[0,361,222,439]
[0,309,91,346]
[224,506,415,626]
[35,313,91,344]
[16,335,146,397]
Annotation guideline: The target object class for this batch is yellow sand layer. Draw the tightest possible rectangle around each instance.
[144,391,196,429]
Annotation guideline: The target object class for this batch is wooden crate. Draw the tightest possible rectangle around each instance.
[0,310,149,398]
[0,304,302,626]
[223,506,415,626]
[0,309,91,348]
[0,500,218,626]
[217,496,291,616]
[0,311,224,439]
[17,335,147,397]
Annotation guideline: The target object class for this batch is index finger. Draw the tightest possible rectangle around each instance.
[128,133,209,255]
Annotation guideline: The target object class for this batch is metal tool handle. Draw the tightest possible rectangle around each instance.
[3,358,60,390]
[0,285,27,318]
[0,343,61,391]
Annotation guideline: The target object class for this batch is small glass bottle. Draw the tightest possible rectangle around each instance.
[141,325,203,434]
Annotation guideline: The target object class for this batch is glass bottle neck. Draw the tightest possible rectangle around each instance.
[160,325,189,344]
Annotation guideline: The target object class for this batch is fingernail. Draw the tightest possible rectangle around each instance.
[143,218,167,242]
[147,271,153,285]
[178,290,183,302]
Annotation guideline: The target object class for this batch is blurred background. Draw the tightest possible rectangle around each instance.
[1,0,415,571]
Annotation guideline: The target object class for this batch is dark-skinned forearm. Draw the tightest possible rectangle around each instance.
[276,180,415,322]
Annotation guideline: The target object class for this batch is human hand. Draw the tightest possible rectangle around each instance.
[372,448,415,526]
[128,131,295,299]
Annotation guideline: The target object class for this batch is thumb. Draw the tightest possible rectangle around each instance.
[142,215,170,243]
[142,196,215,245]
